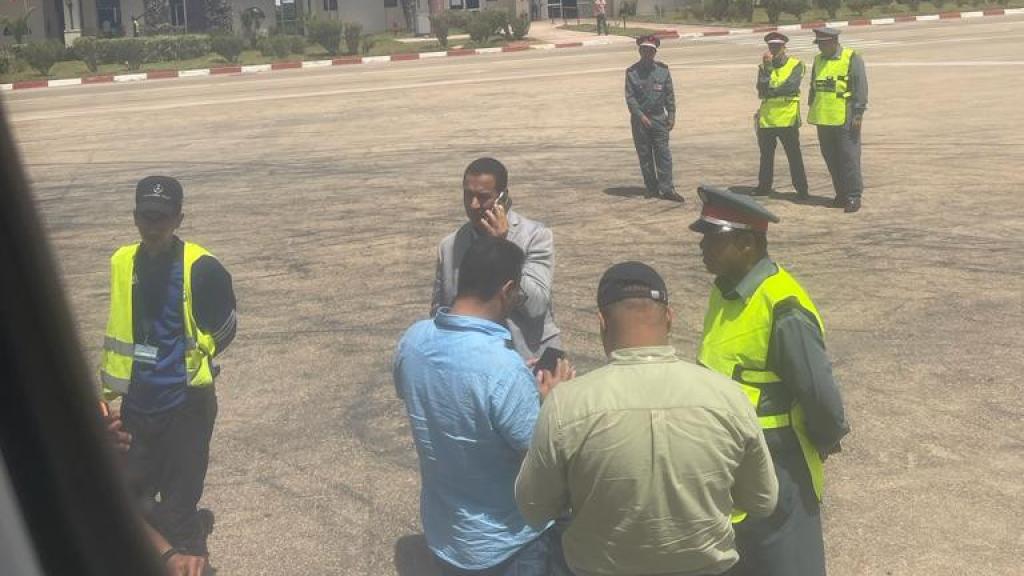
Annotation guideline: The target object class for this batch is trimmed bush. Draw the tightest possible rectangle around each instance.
[846,0,876,14]
[762,0,786,23]
[703,0,730,20]
[344,22,363,55]
[145,35,211,62]
[22,40,66,76]
[361,33,377,55]
[73,37,103,72]
[106,38,146,70]
[307,17,343,55]
[729,0,754,21]
[287,34,306,55]
[210,34,245,63]
[466,11,498,44]
[511,12,531,40]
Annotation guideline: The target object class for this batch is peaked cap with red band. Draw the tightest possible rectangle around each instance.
[689,185,779,234]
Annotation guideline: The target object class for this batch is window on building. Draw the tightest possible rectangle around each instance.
[384,0,398,6]
[323,0,338,10]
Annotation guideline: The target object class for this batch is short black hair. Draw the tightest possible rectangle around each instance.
[464,157,508,192]
[456,237,524,301]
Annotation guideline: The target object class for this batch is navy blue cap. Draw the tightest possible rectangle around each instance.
[135,176,183,216]
[598,261,669,308]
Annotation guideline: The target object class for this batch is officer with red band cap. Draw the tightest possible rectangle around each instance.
[691,185,850,576]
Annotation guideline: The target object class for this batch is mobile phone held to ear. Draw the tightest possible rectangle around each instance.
[534,347,565,375]
[495,189,512,213]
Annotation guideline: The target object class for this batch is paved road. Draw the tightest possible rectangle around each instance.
[4,16,1024,576]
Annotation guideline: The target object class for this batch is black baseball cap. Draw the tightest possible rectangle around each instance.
[597,261,669,308]
[135,176,183,217]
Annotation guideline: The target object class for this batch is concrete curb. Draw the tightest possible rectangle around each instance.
[3,8,1022,93]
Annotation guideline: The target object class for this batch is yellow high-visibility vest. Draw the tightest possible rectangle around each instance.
[759,56,802,128]
[808,48,855,126]
[100,242,218,399]
[699,266,826,523]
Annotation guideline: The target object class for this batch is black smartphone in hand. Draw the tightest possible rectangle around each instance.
[534,347,565,375]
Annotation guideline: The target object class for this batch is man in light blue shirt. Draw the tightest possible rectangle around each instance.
[395,236,571,576]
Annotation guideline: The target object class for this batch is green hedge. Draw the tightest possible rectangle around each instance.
[72,35,212,72]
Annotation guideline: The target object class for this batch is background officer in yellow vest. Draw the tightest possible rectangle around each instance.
[808,27,869,213]
[690,185,849,576]
[100,176,237,571]
[755,32,808,198]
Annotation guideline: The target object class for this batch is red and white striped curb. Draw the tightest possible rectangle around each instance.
[3,7,1021,92]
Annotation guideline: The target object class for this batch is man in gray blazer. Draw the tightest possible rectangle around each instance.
[431,158,561,360]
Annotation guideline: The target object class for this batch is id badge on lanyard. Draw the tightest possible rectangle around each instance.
[132,264,161,366]
[134,343,159,366]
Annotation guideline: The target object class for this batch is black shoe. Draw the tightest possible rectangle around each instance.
[198,508,215,536]
[661,191,686,203]
[796,189,809,198]
[844,198,861,213]
[831,195,847,208]
[643,188,658,198]
[751,187,772,196]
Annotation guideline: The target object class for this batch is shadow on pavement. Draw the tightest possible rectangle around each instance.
[395,534,440,576]
[727,185,835,208]
[602,186,649,198]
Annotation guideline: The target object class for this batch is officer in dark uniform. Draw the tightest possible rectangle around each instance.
[625,35,684,202]
[690,185,849,576]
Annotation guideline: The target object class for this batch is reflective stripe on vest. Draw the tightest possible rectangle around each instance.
[808,48,854,126]
[759,57,801,128]
[100,241,219,398]
[698,266,826,523]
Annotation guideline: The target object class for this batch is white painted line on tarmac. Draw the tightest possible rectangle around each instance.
[870,17,896,25]
[48,78,83,87]
[113,73,147,82]
[241,64,272,73]
[917,14,941,21]
[1007,7,1024,14]
[302,60,332,68]
[1,84,12,91]
[871,60,1024,66]
[179,69,211,77]
[420,51,448,58]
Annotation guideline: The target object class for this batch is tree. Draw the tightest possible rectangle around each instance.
[206,0,234,33]
[240,7,266,47]
[399,0,416,32]
[814,0,841,19]
[307,17,343,55]
[429,12,450,48]
[620,0,637,28]
[762,0,786,23]
[785,0,810,19]
[2,8,36,43]
[143,0,169,34]
[22,40,65,75]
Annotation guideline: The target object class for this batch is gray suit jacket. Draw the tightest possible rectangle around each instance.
[431,211,561,359]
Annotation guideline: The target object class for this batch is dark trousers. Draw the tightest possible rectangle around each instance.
[816,124,863,201]
[435,528,568,576]
[123,386,218,555]
[757,126,808,194]
[595,14,608,34]
[631,114,675,196]
[732,430,825,576]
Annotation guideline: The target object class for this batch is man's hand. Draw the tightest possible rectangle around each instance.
[762,51,773,66]
[639,114,653,129]
[850,115,863,134]
[536,357,575,401]
[101,402,132,453]
[479,203,510,238]
[667,118,675,131]
[166,553,206,576]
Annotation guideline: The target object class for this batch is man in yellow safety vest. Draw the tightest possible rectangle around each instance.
[808,27,869,213]
[100,176,237,572]
[691,185,850,576]
[754,32,808,198]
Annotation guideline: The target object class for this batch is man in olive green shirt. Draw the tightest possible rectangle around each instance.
[515,262,778,576]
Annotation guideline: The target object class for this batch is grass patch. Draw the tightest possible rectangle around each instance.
[561,24,666,37]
